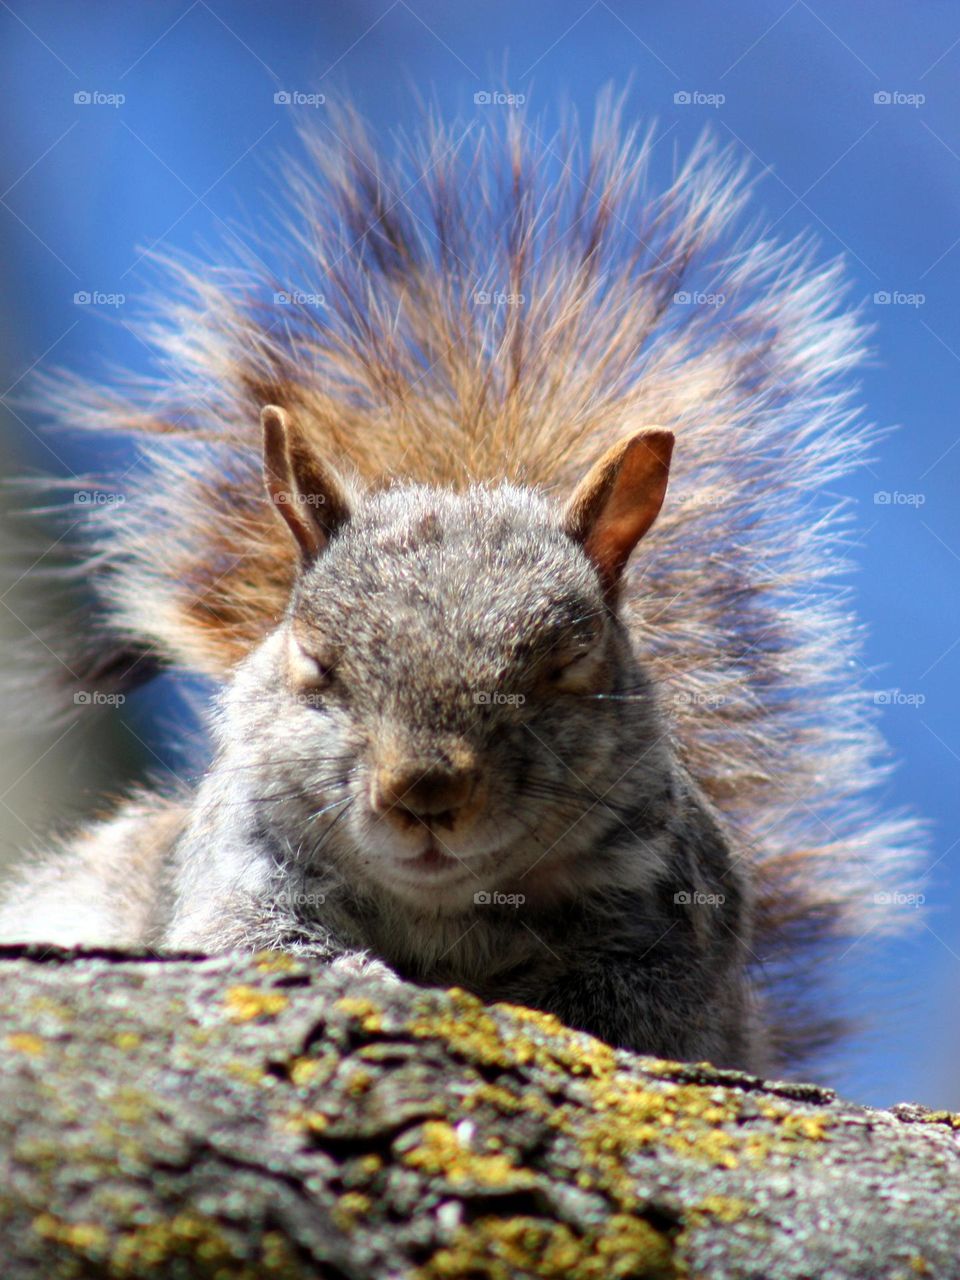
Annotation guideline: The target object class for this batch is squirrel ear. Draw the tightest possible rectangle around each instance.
[563,430,674,597]
[261,405,351,562]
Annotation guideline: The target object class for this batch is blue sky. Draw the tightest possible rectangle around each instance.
[1,1,958,1109]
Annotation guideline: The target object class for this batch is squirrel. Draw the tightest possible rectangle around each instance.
[0,100,920,1077]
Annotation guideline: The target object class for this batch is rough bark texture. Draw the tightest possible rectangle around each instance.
[0,946,957,1280]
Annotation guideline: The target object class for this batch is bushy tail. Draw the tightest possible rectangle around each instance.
[38,96,920,1069]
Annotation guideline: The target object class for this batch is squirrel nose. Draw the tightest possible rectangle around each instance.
[370,763,479,829]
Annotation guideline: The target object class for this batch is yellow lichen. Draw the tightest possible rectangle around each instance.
[409,990,599,1076]
[665,1127,739,1171]
[33,1212,108,1254]
[332,1191,372,1231]
[692,1195,750,1223]
[464,1081,551,1119]
[113,1032,142,1052]
[281,1105,330,1136]
[334,995,384,1032]
[288,1056,324,1087]
[778,1113,832,1142]
[409,992,619,1080]
[501,1004,619,1078]
[345,1066,374,1096]
[109,1213,238,1275]
[33,1208,307,1280]
[558,1077,742,1202]
[409,993,519,1070]
[5,1032,46,1056]
[401,1120,538,1190]
[223,985,290,1023]
[397,992,833,1210]
[254,950,299,974]
[417,1214,678,1280]
[912,1109,960,1131]
[406,992,631,1089]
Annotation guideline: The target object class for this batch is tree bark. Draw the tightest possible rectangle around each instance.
[0,945,956,1279]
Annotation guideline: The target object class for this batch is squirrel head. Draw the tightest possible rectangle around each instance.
[242,405,674,911]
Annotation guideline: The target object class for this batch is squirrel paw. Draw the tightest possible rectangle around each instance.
[328,952,400,984]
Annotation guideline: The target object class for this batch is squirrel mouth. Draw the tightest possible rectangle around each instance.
[404,841,461,874]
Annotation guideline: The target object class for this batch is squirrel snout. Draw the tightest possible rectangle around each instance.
[369,763,481,831]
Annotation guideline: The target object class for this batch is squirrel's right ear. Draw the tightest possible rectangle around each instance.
[261,405,351,563]
[563,430,674,598]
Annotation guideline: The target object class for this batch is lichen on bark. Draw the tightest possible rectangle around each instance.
[0,945,957,1279]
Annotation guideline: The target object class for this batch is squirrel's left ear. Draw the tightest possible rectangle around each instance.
[261,405,351,563]
[563,430,674,598]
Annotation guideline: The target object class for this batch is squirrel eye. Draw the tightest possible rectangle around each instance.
[542,616,609,691]
[545,642,601,690]
[547,651,587,680]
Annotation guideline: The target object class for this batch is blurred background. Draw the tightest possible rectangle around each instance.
[0,0,957,1108]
